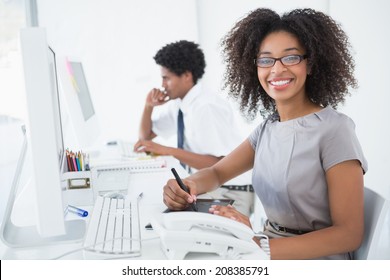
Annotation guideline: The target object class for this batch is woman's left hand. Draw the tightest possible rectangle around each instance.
[209,204,252,228]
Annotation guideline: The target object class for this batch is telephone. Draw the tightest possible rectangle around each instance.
[151,211,269,260]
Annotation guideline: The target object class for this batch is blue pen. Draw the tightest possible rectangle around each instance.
[67,205,88,217]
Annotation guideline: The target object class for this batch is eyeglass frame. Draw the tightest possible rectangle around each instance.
[254,54,308,68]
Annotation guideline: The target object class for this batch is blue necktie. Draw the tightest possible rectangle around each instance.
[177,109,186,168]
[177,109,184,149]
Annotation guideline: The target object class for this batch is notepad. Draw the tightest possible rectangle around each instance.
[91,158,167,194]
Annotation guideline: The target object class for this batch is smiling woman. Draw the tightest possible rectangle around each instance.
[221,8,357,121]
[219,8,366,259]
[162,7,368,260]
[256,31,311,113]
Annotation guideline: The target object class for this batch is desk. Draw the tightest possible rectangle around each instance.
[0,154,266,260]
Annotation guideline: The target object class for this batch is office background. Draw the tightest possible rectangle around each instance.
[1,0,390,224]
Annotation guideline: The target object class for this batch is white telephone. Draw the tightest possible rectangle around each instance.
[151,212,269,260]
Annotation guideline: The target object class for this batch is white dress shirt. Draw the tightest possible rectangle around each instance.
[152,83,251,185]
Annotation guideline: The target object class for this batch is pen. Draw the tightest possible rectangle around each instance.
[171,168,198,212]
[67,205,88,217]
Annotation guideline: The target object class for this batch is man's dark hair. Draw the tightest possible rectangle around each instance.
[154,40,206,84]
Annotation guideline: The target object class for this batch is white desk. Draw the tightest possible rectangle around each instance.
[0,155,266,260]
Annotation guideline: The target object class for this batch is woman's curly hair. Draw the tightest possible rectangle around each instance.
[154,40,206,84]
[221,8,357,119]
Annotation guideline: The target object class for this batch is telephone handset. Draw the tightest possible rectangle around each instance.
[151,212,269,260]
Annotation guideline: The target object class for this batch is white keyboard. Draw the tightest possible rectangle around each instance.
[119,141,146,158]
[83,195,141,257]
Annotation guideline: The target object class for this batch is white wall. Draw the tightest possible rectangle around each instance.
[36,0,199,146]
[328,0,390,200]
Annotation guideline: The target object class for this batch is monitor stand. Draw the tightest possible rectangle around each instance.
[0,126,86,247]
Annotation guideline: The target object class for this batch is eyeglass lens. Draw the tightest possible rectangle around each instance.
[257,55,304,68]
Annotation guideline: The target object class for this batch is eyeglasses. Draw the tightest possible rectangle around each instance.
[254,54,308,68]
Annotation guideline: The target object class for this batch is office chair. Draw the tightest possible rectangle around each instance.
[353,187,390,260]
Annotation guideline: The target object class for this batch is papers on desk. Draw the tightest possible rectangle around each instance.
[90,157,168,195]
[91,157,167,172]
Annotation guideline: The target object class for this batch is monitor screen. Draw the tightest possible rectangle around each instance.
[58,57,100,148]
[66,61,95,121]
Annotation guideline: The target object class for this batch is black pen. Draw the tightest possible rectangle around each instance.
[171,168,198,212]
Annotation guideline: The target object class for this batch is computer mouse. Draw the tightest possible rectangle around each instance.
[103,192,125,199]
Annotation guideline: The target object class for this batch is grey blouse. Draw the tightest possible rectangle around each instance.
[249,107,367,259]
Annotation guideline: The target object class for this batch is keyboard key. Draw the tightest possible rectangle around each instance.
[83,195,141,257]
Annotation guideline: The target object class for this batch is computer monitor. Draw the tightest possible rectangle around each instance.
[57,55,100,149]
[0,27,85,247]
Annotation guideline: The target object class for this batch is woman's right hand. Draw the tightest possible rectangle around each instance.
[163,178,197,210]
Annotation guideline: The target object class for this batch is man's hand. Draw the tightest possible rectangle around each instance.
[133,139,171,156]
[145,88,170,107]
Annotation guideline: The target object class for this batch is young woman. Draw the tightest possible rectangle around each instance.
[162,8,367,260]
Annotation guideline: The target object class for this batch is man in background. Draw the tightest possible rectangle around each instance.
[133,40,254,215]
